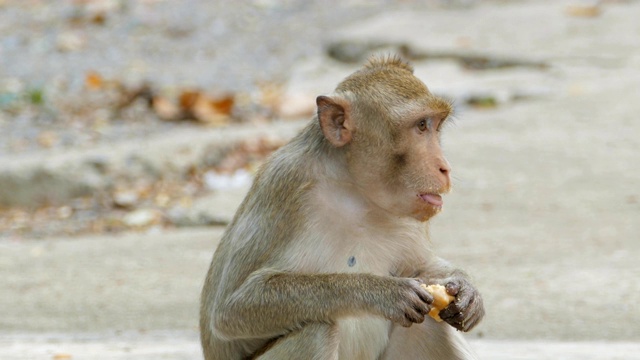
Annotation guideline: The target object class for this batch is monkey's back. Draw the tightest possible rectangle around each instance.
[200,125,324,359]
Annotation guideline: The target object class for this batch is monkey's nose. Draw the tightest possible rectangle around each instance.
[438,160,452,190]
[439,159,451,177]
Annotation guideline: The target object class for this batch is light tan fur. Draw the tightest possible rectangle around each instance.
[200,55,483,360]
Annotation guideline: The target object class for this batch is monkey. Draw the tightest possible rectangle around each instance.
[200,55,484,360]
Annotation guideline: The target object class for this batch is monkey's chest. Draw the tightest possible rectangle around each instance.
[337,315,391,360]
[283,225,424,276]
[328,235,420,276]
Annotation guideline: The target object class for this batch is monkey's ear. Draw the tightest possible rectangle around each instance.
[316,95,352,147]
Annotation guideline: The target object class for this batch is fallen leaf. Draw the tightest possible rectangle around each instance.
[37,131,58,148]
[466,95,498,108]
[179,90,200,111]
[116,83,154,111]
[210,95,234,115]
[85,71,103,90]
[53,354,73,360]
[565,3,601,17]
[192,95,230,125]
[152,96,180,120]
[91,12,107,25]
[176,90,234,125]
[259,83,284,112]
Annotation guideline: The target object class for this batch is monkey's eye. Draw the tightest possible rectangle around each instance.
[417,118,432,132]
[418,119,428,132]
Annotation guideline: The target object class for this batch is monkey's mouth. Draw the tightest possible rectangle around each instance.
[419,193,443,207]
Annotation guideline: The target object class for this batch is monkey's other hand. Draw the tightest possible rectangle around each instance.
[374,278,433,328]
[438,277,484,332]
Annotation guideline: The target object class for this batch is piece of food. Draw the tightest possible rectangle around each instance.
[421,284,456,322]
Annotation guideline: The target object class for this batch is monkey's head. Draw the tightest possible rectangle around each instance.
[316,55,452,222]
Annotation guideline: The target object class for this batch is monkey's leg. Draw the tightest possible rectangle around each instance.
[380,320,479,360]
[254,323,339,360]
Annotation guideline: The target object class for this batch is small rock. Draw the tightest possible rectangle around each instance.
[277,93,316,119]
[2,78,24,93]
[203,169,252,191]
[167,207,228,227]
[56,32,86,52]
[113,190,139,209]
[123,209,160,228]
[154,193,171,207]
[56,206,73,219]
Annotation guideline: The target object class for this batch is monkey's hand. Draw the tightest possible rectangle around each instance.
[374,278,434,328]
[437,276,485,332]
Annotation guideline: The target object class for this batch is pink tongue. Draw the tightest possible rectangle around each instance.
[421,194,443,206]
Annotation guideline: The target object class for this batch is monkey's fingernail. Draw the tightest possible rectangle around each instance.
[445,283,459,295]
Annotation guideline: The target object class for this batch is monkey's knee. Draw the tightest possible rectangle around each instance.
[254,323,339,360]
[381,321,478,360]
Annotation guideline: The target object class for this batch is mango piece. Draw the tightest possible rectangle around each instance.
[421,284,455,322]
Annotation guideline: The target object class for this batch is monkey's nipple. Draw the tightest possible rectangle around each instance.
[419,193,443,207]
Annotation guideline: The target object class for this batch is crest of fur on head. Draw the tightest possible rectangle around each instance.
[335,54,425,98]
[363,54,414,74]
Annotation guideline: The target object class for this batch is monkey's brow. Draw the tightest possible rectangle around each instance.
[402,108,450,123]
[428,109,451,119]
[391,100,451,120]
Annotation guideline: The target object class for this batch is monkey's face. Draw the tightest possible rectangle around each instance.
[347,97,452,222]
[320,59,453,222]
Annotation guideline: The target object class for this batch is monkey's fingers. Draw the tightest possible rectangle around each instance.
[440,294,482,332]
[461,305,484,332]
[440,311,465,331]
[439,302,459,320]
[405,307,426,326]
[414,281,434,305]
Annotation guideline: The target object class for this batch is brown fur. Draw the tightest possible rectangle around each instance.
[200,55,483,360]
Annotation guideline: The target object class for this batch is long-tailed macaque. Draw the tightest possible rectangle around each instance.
[200,55,484,359]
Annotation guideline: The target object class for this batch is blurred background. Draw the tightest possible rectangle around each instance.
[1,0,638,359]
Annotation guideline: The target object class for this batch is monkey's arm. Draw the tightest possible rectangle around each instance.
[417,256,485,332]
[209,268,432,340]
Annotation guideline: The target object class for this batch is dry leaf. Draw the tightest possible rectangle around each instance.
[37,131,58,148]
[565,3,601,17]
[91,12,107,25]
[53,354,73,360]
[192,95,229,125]
[179,90,200,111]
[259,83,284,111]
[116,83,154,111]
[152,96,180,120]
[85,71,103,90]
[177,90,234,125]
[211,95,234,115]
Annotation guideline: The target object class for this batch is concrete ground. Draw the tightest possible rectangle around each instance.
[2,0,640,358]
[1,228,639,359]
